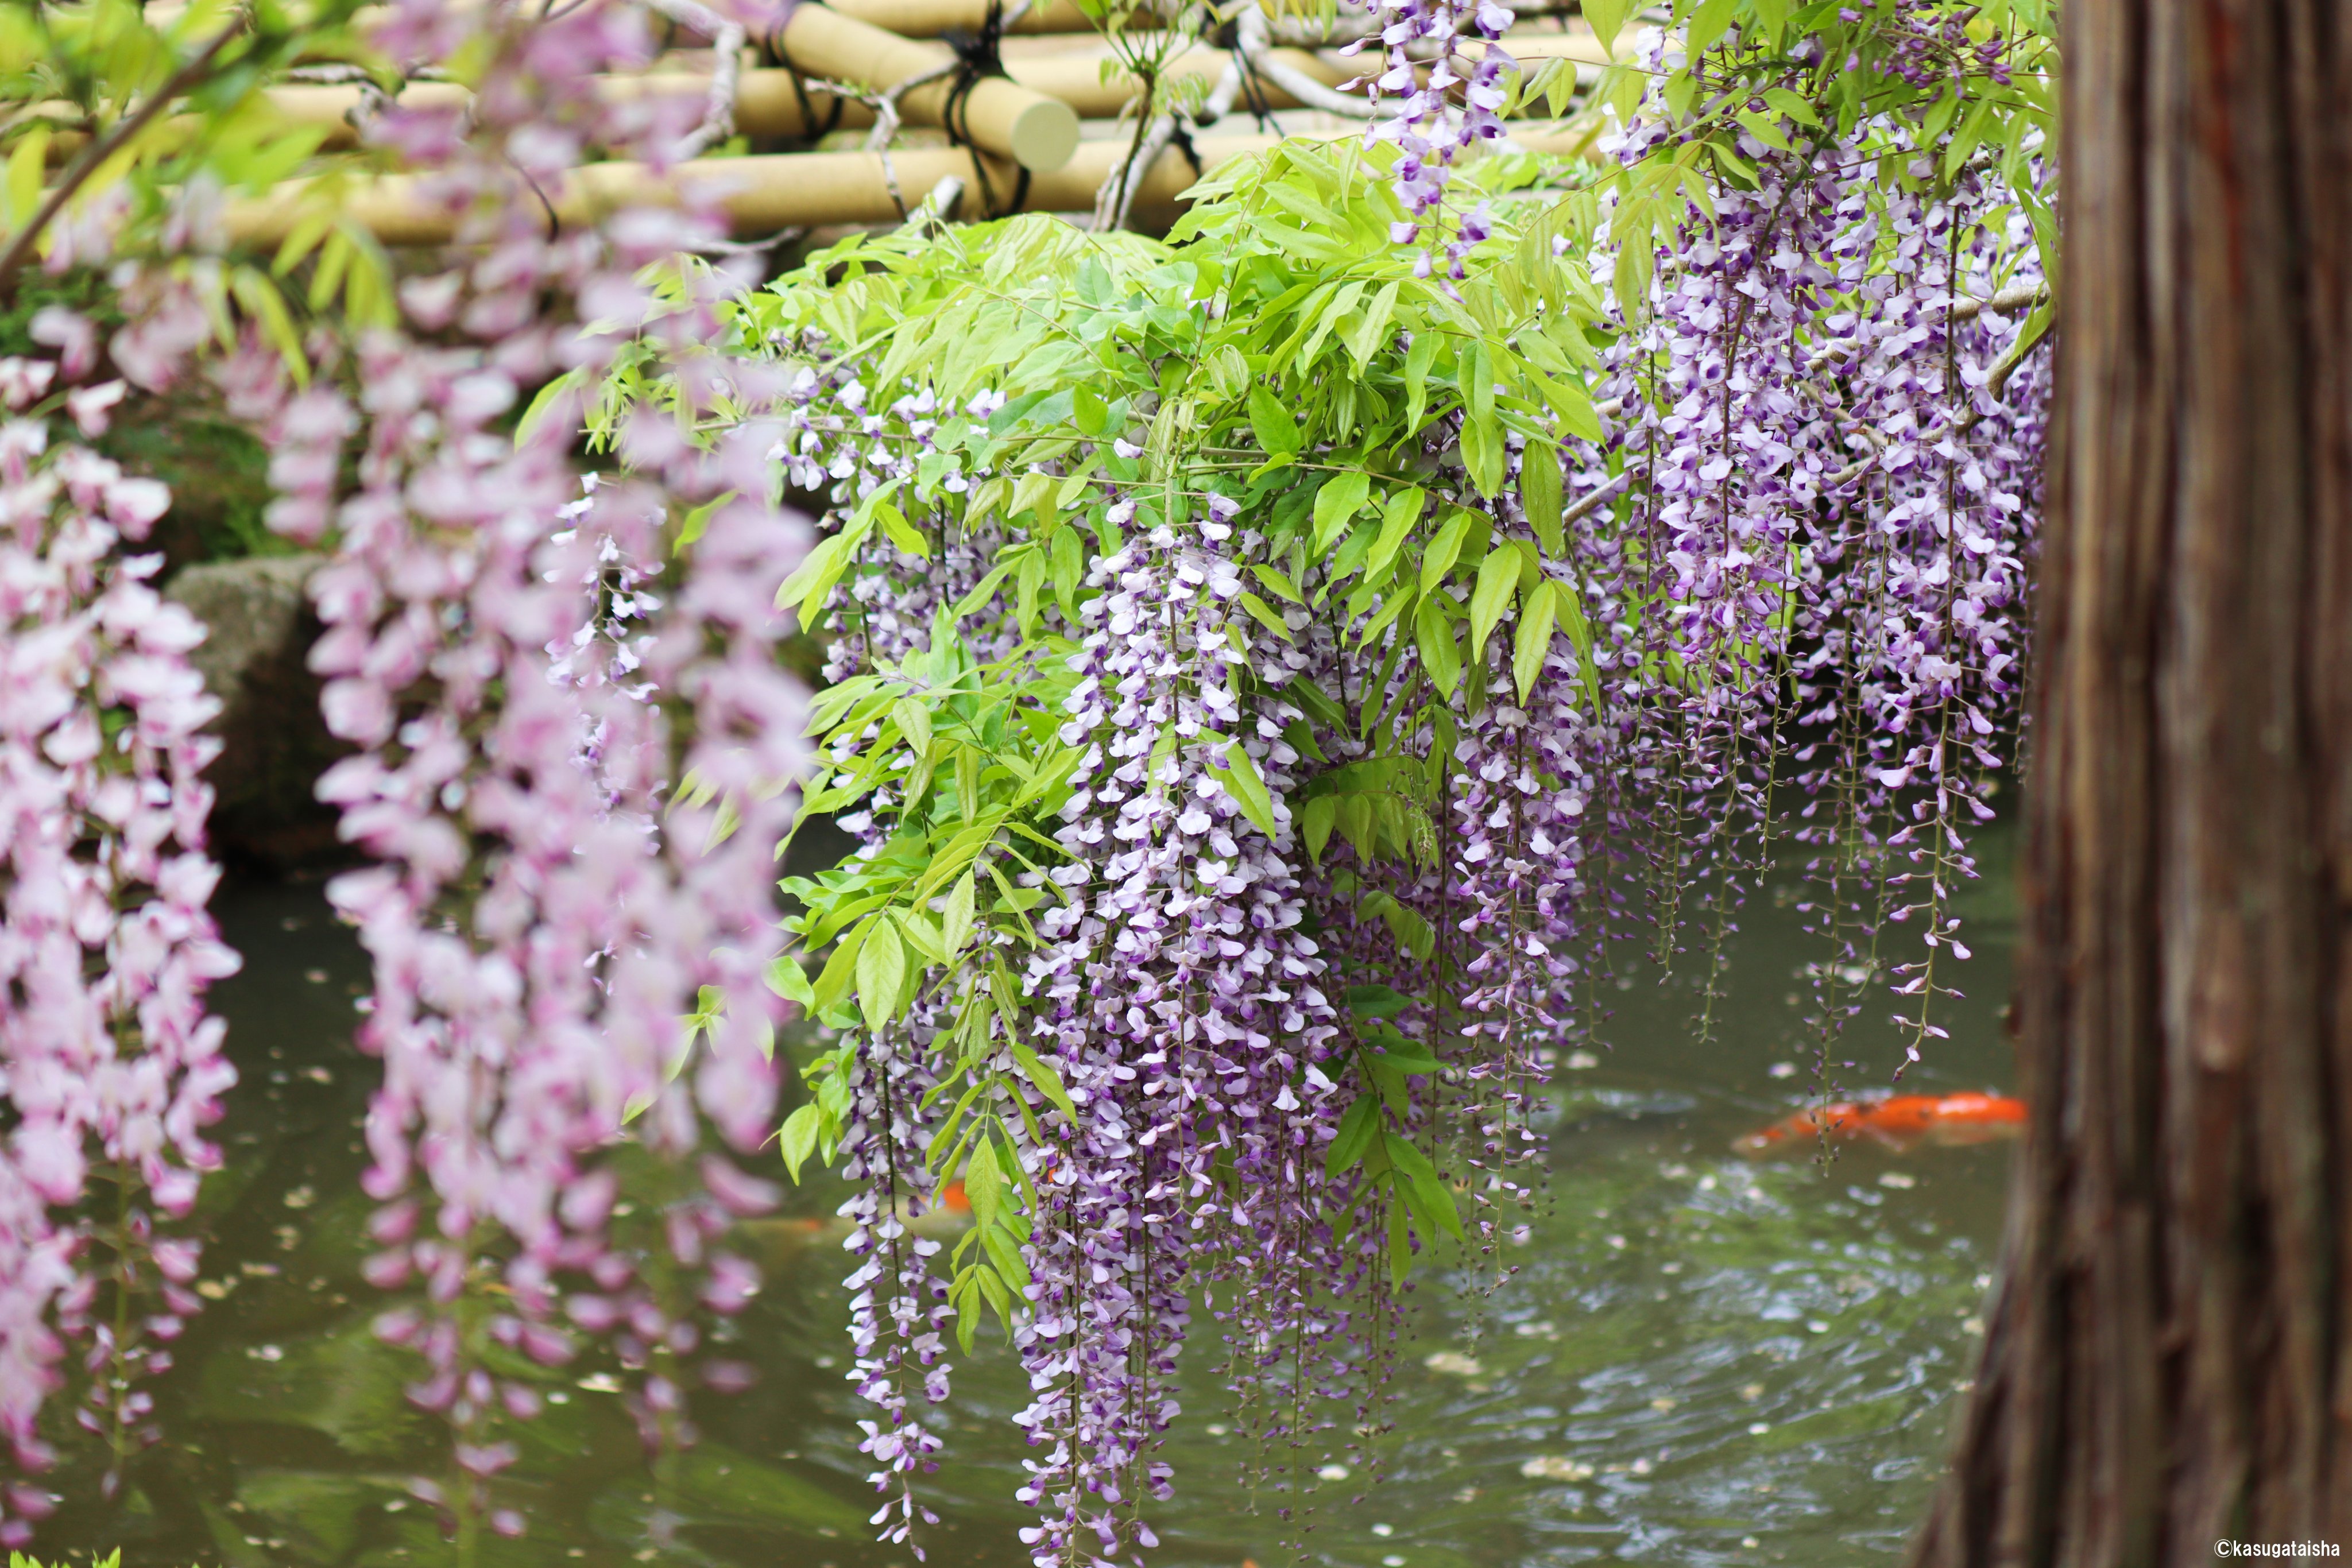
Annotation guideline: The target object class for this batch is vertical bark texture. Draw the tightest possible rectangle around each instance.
[1908,0,2352,1562]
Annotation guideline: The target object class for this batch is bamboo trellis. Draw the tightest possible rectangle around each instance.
[220,123,1602,244]
[27,3,1617,243]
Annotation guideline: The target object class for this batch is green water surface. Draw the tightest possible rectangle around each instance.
[33,836,2021,1568]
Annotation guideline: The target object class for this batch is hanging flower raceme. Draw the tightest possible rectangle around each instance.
[1344,0,1519,276]
[1588,7,2048,1062]
[1014,491,1348,1563]
[0,308,239,1546]
[653,7,2057,1547]
[195,0,813,1533]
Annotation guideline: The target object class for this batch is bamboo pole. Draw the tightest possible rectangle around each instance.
[220,124,1601,247]
[772,3,1077,169]
[82,26,1587,154]
[825,0,1096,34]
[138,0,1098,40]
[828,0,1593,36]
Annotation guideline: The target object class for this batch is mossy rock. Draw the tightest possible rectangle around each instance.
[164,556,349,870]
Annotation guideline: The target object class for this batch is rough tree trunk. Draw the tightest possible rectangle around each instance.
[1907,0,2352,1562]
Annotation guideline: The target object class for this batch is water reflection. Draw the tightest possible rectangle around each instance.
[37,837,2018,1567]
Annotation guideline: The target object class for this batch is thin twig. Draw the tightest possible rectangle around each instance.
[1559,465,1633,526]
[1806,279,2048,373]
[637,0,745,157]
[0,22,240,303]
[1096,1,1255,231]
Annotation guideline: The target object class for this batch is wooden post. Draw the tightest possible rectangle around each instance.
[1905,0,2352,1560]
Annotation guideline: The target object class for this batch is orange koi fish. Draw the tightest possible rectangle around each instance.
[1733,1091,2025,1156]
[743,1179,973,1263]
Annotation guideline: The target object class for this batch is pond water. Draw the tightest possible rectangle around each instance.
[34,831,2021,1568]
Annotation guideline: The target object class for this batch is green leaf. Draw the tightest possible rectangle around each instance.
[1514,580,1560,702]
[1345,280,1403,372]
[1302,795,1337,863]
[1552,578,1606,714]
[1469,544,1521,657]
[951,1271,980,1354]
[1346,984,1414,1019]
[515,368,588,450]
[229,266,308,385]
[1050,524,1086,617]
[980,1222,1030,1293]
[1688,0,1736,49]
[767,954,815,1008]
[1009,1040,1078,1122]
[1247,386,1302,456]
[1251,563,1306,604]
[856,917,907,1027]
[1369,1041,1442,1076]
[1404,329,1438,432]
[973,1260,1012,1332]
[1762,86,1821,127]
[1312,469,1372,553]
[1325,1094,1381,1176]
[1210,740,1279,839]
[941,869,977,957]
[1239,592,1297,641]
[1414,593,1463,697]
[6,126,51,232]
[1405,1171,1466,1241]
[965,1135,1004,1232]
[1384,1130,1440,1184]
[1419,509,1474,598]
[1461,412,1505,497]
[891,696,932,759]
[1583,0,1629,49]
[1735,110,1794,153]
[1073,385,1111,438]
[779,1102,823,1182]
[1522,445,1564,557]
[775,527,857,618]
[875,501,931,559]
[810,919,870,1016]
[1387,1186,1415,1285]
[1367,486,1425,582]
[1462,341,1495,431]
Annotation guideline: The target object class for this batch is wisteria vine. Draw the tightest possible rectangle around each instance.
[0,0,2055,1558]
[0,0,819,1546]
[735,3,2053,1563]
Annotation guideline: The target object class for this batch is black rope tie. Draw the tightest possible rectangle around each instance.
[763,1,848,141]
[1168,120,1205,180]
[509,156,562,242]
[939,0,1027,218]
[1212,14,1278,133]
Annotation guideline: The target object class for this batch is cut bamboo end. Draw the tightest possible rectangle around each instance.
[775,3,1080,171]
[220,125,1600,247]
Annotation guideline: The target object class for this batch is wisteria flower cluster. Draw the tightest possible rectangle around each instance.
[1,0,819,1547]
[1588,10,2048,1069]
[698,5,2051,1559]
[1344,0,1519,277]
[0,306,238,1546]
[212,0,813,1536]
[0,0,2053,1558]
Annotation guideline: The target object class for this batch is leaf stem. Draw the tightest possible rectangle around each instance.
[0,22,241,304]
